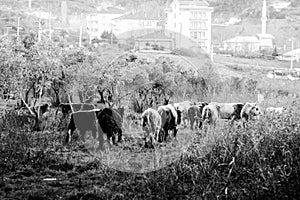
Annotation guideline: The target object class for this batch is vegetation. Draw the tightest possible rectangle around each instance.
[1,34,300,199]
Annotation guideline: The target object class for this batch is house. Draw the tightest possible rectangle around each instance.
[270,1,291,12]
[256,33,275,49]
[113,12,163,39]
[278,48,300,62]
[165,0,213,53]
[86,6,127,41]
[134,31,175,50]
[222,0,275,54]
[223,36,260,53]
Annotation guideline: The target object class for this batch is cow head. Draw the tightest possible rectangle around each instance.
[241,103,262,121]
[249,103,262,117]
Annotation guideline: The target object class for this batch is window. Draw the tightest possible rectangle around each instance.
[194,32,197,39]
[174,23,176,28]
[174,13,176,18]
[198,41,205,48]
[198,31,205,39]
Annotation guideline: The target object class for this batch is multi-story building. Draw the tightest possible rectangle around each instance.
[165,0,213,53]
[86,6,127,41]
[86,7,163,42]
[113,12,162,39]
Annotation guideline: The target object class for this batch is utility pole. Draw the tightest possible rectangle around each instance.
[79,13,83,47]
[38,18,42,42]
[48,12,52,40]
[29,0,32,10]
[290,39,294,70]
[211,43,214,62]
[17,17,20,37]
[179,23,182,49]
[110,29,113,45]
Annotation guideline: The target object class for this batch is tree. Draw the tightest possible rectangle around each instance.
[101,31,117,44]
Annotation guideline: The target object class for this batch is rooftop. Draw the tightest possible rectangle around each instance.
[224,36,260,43]
[97,7,127,14]
[167,0,210,7]
[114,12,162,20]
[283,48,300,56]
[256,33,275,39]
[136,31,173,40]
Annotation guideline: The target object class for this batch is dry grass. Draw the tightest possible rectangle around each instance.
[1,96,300,199]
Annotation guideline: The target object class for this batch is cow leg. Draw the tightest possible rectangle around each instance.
[111,133,117,145]
[198,120,203,129]
[164,127,169,142]
[173,127,178,138]
[190,118,194,130]
[66,129,73,144]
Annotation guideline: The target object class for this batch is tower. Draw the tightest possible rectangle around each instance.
[261,0,267,34]
[61,1,68,25]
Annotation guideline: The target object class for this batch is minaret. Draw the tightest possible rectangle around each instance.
[261,0,267,34]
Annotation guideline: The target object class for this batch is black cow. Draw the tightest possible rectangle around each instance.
[66,108,123,150]
[66,109,99,144]
[96,108,123,145]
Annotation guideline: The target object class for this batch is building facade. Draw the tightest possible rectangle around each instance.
[165,0,213,53]
[223,36,261,53]
[86,7,127,41]
[113,13,162,39]
[86,7,163,41]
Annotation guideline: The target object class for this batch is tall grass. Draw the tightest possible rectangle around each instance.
[1,99,300,199]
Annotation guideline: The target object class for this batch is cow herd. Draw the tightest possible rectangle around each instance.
[141,101,265,148]
[37,100,286,150]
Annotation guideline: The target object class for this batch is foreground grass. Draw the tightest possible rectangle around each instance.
[1,103,300,199]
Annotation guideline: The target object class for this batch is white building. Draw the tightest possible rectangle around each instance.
[223,36,260,53]
[86,7,127,41]
[165,0,213,53]
[222,0,275,54]
[113,13,162,39]
[86,7,163,41]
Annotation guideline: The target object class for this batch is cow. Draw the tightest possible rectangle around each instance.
[157,104,181,142]
[95,108,123,146]
[265,106,287,114]
[187,102,208,130]
[215,102,245,126]
[202,102,253,128]
[201,103,220,127]
[66,109,100,144]
[141,108,162,148]
[66,108,123,150]
[240,103,262,127]
[174,101,193,128]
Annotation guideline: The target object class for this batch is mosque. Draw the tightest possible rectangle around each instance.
[223,0,275,54]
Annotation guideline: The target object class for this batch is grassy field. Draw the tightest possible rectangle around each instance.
[213,54,300,96]
[1,99,300,199]
[1,52,300,199]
